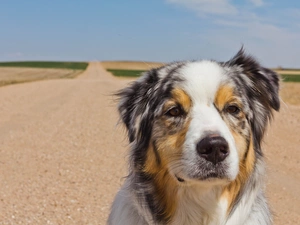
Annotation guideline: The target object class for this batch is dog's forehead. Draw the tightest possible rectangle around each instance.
[174,61,225,103]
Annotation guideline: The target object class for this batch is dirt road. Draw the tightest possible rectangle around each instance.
[0,63,130,224]
[0,62,299,224]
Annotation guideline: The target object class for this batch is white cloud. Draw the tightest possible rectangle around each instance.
[198,20,300,67]
[165,0,300,67]
[166,0,237,16]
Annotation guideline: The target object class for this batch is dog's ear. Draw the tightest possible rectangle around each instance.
[226,48,280,153]
[116,69,159,143]
[226,48,280,111]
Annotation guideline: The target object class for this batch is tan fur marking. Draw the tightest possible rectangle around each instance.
[215,85,235,109]
[222,134,255,213]
[149,167,178,221]
[142,88,192,221]
[143,143,179,221]
[232,130,248,159]
[171,88,192,112]
[216,85,256,213]
[143,121,191,221]
[144,145,161,174]
[215,84,244,117]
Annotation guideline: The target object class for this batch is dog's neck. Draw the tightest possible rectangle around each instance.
[172,183,227,225]
[132,160,263,225]
[132,170,228,225]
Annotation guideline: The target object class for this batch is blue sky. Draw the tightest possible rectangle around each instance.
[0,0,299,67]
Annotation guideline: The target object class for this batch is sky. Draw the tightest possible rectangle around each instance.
[0,0,299,67]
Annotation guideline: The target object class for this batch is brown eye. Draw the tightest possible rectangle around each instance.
[166,106,183,117]
[226,105,240,115]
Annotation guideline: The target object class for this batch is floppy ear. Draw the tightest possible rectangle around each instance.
[226,48,280,153]
[116,69,159,143]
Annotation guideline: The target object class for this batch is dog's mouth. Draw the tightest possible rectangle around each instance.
[198,172,221,180]
[175,170,227,183]
[175,174,185,182]
[174,162,230,183]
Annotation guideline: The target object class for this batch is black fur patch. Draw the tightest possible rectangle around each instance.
[224,48,280,155]
[117,63,185,169]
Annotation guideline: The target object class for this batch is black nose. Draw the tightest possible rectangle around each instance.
[197,136,229,164]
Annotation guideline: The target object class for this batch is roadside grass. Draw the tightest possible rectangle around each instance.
[0,61,88,70]
[101,61,164,70]
[0,61,87,87]
[107,69,300,82]
[107,69,145,77]
[280,74,300,82]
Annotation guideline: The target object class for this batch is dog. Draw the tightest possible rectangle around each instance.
[108,49,280,225]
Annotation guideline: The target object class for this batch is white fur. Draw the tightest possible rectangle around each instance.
[175,61,239,183]
[172,185,227,225]
[178,61,224,103]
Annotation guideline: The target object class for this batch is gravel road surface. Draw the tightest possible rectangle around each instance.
[0,62,298,224]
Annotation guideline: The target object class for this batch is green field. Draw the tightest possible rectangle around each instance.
[0,61,88,70]
[107,69,300,82]
[0,61,89,87]
[107,69,145,77]
[280,74,300,82]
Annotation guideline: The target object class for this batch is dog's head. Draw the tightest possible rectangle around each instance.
[117,49,280,186]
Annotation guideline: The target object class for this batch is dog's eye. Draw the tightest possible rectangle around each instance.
[166,106,183,117]
[226,105,240,115]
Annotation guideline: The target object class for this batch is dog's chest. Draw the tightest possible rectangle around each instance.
[170,188,228,225]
